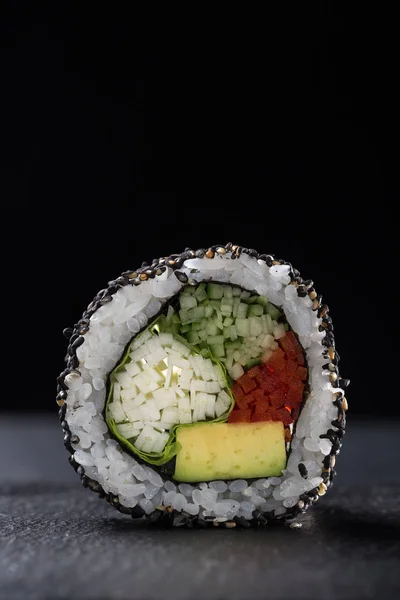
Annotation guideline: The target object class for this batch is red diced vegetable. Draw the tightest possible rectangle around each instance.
[251,406,272,422]
[266,347,286,371]
[270,390,286,409]
[278,331,299,358]
[228,409,252,423]
[239,373,257,394]
[276,408,294,425]
[247,365,261,379]
[232,383,245,403]
[295,366,308,381]
[235,392,251,410]
[252,388,265,404]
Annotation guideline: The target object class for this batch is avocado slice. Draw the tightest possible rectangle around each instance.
[174,421,286,482]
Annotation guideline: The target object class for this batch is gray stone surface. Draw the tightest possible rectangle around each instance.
[1,414,400,600]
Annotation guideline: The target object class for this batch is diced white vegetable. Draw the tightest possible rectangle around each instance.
[113,383,121,401]
[141,399,160,421]
[124,361,141,377]
[124,406,143,422]
[151,432,170,453]
[194,392,208,421]
[146,348,168,367]
[164,362,173,388]
[171,339,191,357]
[108,400,126,423]
[116,423,141,439]
[161,407,179,425]
[205,394,216,418]
[152,388,177,410]
[157,333,174,346]
[178,395,192,424]
[190,381,197,409]
[135,426,159,452]
[215,390,231,417]
[229,362,244,380]
[273,323,286,339]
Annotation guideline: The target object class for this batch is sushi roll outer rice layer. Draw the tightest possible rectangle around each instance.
[57,244,348,528]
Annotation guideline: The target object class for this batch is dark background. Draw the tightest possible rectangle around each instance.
[1,4,397,415]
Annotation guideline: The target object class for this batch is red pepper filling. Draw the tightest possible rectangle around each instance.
[228,331,307,426]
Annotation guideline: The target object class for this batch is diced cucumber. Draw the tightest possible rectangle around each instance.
[206,320,219,336]
[266,303,282,320]
[207,283,224,299]
[196,282,206,291]
[204,305,214,318]
[180,324,191,333]
[198,330,208,341]
[245,358,262,369]
[180,295,197,310]
[209,343,225,357]
[207,335,225,345]
[232,286,241,297]
[240,290,251,299]
[225,339,241,349]
[249,317,263,336]
[187,331,200,344]
[232,297,240,317]
[246,295,259,304]
[179,309,190,323]
[223,326,232,338]
[256,295,269,307]
[223,285,233,298]
[209,300,221,309]
[181,285,195,294]
[236,302,248,318]
[230,325,238,341]
[223,317,233,327]
[248,304,264,317]
[192,320,204,331]
[195,289,208,303]
[235,318,250,337]
[188,306,205,321]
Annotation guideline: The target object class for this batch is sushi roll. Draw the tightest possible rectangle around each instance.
[58,244,348,527]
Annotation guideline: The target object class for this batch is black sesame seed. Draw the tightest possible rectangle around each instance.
[298,463,308,479]
[340,378,350,388]
[71,336,85,350]
[70,435,80,444]
[58,404,67,422]
[76,465,85,477]
[235,515,251,528]
[196,248,205,258]
[174,271,189,283]
[297,285,307,297]
[141,261,149,268]
[63,327,73,339]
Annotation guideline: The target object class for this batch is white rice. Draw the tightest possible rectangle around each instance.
[64,251,343,520]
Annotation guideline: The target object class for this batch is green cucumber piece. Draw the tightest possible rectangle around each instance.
[207,335,225,345]
[266,304,281,320]
[248,304,264,317]
[245,358,262,369]
[180,295,197,310]
[236,303,248,318]
[209,343,225,357]
[187,331,200,344]
[256,295,269,307]
[235,318,250,337]
[207,283,224,299]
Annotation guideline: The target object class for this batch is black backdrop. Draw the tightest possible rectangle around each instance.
[1,5,397,415]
